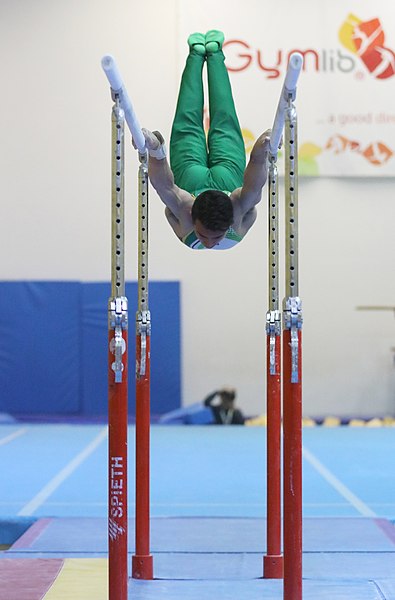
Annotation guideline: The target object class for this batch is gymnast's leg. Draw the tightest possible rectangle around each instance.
[170,34,212,193]
[205,30,246,191]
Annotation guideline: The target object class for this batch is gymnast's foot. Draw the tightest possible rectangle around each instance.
[205,30,225,54]
[188,32,206,56]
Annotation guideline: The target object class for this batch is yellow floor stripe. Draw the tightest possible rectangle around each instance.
[44,558,108,600]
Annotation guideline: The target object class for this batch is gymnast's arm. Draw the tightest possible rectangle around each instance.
[203,391,219,407]
[232,130,271,225]
[140,129,193,222]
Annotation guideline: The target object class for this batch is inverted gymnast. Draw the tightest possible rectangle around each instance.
[139,30,272,250]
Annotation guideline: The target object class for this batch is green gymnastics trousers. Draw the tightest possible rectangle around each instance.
[170,50,246,196]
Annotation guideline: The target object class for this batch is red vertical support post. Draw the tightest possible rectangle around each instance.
[264,159,283,579]
[282,98,303,600]
[132,152,154,580]
[108,329,128,600]
[283,329,302,600]
[108,99,128,600]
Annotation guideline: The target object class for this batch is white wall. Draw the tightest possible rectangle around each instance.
[1,0,394,417]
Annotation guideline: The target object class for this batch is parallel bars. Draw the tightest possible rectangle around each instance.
[103,50,304,600]
[103,54,153,600]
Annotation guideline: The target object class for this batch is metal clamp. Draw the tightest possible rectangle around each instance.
[266,310,281,375]
[136,310,151,377]
[283,297,303,383]
[109,297,128,383]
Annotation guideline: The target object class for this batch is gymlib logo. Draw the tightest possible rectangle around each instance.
[224,13,395,80]
[340,13,395,79]
[222,12,395,172]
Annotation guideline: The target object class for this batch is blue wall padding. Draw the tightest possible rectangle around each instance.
[0,282,81,414]
[159,403,214,425]
[0,281,180,417]
[185,406,214,425]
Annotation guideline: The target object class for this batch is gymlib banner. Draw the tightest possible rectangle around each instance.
[177,0,395,176]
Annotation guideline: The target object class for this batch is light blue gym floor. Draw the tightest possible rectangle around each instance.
[1,424,395,598]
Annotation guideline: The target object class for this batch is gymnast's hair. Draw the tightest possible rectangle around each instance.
[191,190,234,231]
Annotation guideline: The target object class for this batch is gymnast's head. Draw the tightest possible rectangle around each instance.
[191,189,233,248]
[219,387,236,409]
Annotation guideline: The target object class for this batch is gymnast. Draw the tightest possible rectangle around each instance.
[204,387,245,425]
[139,30,272,250]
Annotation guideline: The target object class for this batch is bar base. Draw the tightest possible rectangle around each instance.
[132,554,154,580]
[263,554,284,579]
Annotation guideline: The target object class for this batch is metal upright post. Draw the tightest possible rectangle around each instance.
[263,156,283,579]
[108,97,128,600]
[282,95,303,600]
[102,53,154,591]
[131,150,154,579]
[101,54,154,581]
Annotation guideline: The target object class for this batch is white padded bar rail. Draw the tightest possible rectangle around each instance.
[269,52,303,157]
[101,55,146,153]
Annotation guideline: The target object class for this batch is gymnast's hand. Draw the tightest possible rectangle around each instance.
[251,128,282,162]
[132,128,167,160]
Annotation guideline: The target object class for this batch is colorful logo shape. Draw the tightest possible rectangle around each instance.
[297,135,393,175]
[339,14,395,79]
[325,134,393,166]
